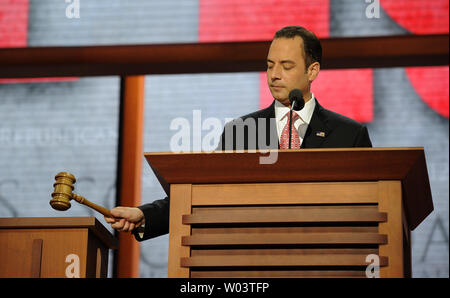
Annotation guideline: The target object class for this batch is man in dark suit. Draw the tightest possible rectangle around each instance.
[219,25,371,151]
[105,26,372,240]
[217,99,372,151]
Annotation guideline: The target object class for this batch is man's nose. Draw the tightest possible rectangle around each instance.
[270,65,282,81]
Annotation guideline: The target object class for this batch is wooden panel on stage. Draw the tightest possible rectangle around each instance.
[0,34,447,78]
[0,217,117,278]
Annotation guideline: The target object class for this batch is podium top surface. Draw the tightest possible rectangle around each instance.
[145,147,433,230]
[145,147,425,189]
[0,217,118,249]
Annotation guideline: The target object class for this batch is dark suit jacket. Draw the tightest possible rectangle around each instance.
[218,99,372,150]
[136,99,372,240]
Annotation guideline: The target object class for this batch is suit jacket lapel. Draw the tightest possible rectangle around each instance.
[301,99,332,148]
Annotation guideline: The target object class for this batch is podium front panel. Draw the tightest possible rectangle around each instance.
[169,181,408,278]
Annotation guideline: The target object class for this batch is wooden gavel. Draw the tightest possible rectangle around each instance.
[50,172,145,234]
[50,172,114,218]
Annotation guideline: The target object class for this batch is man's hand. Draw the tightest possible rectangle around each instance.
[104,207,145,233]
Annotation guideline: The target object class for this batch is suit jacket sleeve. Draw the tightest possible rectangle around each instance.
[133,196,170,241]
[354,125,372,148]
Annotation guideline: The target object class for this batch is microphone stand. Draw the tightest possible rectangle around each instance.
[286,89,305,149]
[288,102,295,149]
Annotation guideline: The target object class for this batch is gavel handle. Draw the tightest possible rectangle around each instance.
[72,193,113,218]
[72,193,145,234]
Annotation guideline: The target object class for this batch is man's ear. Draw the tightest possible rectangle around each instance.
[308,62,320,82]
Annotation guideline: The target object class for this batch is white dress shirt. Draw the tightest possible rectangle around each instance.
[274,93,316,145]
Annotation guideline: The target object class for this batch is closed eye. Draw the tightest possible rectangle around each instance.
[282,62,295,70]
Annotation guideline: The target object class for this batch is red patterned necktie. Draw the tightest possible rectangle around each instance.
[280,111,301,149]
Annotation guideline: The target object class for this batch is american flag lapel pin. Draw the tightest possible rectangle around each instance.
[316,131,326,137]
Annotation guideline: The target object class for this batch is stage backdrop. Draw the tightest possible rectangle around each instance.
[0,0,448,277]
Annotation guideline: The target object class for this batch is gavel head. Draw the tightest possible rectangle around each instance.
[50,172,76,211]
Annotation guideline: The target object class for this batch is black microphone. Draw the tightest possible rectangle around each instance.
[289,89,305,111]
[287,89,305,149]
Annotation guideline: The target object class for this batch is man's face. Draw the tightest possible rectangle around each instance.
[266,36,310,105]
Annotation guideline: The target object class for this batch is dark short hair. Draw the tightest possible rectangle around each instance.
[274,26,322,68]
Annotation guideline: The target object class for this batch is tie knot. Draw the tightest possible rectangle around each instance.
[286,111,300,121]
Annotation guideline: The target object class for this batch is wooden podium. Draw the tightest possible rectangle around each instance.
[0,217,117,278]
[145,148,433,278]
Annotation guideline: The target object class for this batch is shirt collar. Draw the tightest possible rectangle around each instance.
[274,93,316,124]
